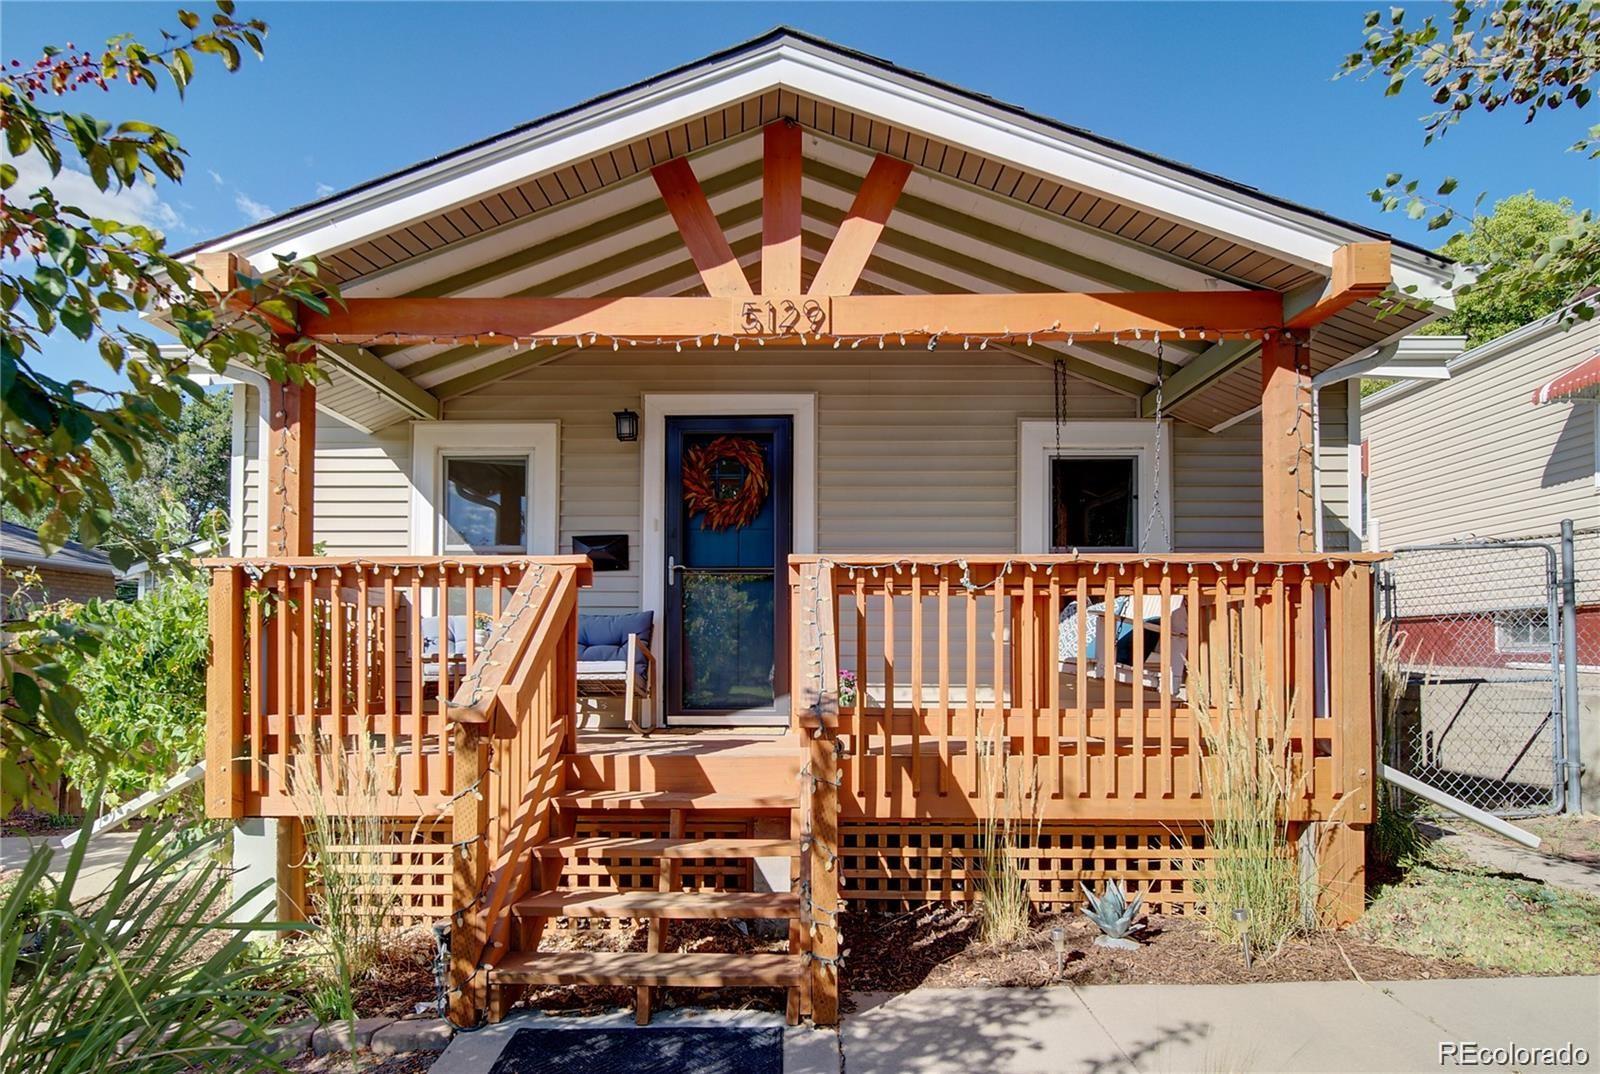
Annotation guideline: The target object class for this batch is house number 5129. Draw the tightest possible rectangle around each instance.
[740,299,828,336]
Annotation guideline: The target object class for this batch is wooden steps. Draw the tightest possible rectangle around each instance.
[490,950,803,988]
[533,836,798,860]
[555,790,796,811]
[511,889,800,920]
[493,784,809,1028]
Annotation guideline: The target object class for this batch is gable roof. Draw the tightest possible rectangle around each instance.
[181,28,1457,429]
[189,29,1450,287]
[188,28,1445,268]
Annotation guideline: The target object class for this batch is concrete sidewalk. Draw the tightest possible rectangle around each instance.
[845,977,1600,1073]
[0,830,144,903]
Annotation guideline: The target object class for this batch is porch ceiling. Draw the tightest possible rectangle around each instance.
[315,126,1428,424]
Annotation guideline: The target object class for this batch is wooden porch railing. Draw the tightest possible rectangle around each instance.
[789,552,1381,1012]
[789,554,1379,822]
[203,556,591,820]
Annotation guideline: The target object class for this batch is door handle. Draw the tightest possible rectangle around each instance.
[667,555,686,586]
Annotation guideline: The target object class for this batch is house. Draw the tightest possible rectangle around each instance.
[180,30,1457,1028]
[0,521,118,619]
[1363,308,1599,812]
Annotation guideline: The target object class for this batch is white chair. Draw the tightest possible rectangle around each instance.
[1057,594,1188,695]
[575,612,657,733]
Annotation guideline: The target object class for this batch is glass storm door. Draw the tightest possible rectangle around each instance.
[664,416,792,723]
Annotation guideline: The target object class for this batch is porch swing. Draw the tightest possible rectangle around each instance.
[1052,338,1190,696]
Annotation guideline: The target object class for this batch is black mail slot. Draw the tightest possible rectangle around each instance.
[572,534,628,572]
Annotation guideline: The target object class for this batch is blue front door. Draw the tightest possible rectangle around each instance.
[664,416,792,721]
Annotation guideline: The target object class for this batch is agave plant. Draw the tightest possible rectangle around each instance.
[1080,880,1146,950]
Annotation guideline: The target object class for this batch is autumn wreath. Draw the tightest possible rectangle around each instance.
[682,436,769,531]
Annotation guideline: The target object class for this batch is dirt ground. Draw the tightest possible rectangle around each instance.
[1501,813,1600,865]
[841,904,1491,995]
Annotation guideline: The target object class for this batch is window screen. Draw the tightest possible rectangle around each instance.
[1050,457,1136,550]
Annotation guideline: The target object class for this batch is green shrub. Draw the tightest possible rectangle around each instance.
[51,571,209,813]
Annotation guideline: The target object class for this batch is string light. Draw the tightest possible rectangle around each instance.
[321,323,1281,352]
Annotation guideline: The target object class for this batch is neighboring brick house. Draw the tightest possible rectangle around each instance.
[1,521,118,619]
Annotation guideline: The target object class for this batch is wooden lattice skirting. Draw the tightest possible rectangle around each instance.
[841,821,1219,915]
[308,819,453,928]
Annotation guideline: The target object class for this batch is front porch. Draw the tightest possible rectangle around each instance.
[204,549,1377,1027]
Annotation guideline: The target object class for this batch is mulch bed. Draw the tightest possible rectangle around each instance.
[352,930,441,1020]
[842,904,1494,994]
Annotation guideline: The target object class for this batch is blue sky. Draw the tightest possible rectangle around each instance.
[7,1,1596,387]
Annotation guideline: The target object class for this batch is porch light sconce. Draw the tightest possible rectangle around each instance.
[613,408,639,443]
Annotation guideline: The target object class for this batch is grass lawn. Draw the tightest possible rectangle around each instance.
[1360,844,1600,976]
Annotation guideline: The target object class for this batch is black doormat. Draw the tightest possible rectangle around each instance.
[487,1026,783,1074]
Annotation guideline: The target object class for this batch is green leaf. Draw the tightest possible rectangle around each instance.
[36,510,70,554]
[1436,177,1458,195]
[43,223,77,265]
[98,336,127,373]
[9,672,41,716]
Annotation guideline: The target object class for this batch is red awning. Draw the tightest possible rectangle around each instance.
[1531,351,1600,405]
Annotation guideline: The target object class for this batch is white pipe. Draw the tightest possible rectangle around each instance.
[1381,764,1542,849]
[57,762,207,849]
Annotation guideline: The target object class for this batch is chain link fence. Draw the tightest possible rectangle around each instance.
[1380,540,1563,816]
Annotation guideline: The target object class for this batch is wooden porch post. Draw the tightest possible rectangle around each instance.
[204,565,245,819]
[1260,331,1315,554]
[266,339,317,557]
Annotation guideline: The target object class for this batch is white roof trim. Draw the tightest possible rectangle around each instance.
[1362,303,1583,411]
[191,34,1454,299]
[1313,334,1464,386]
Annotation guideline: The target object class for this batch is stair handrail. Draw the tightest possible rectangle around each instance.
[446,560,585,1027]
[447,564,557,731]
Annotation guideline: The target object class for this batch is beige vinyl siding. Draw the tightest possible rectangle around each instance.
[1172,417,1262,551]
[1318,381,1353,552]
[234,350,1318,602]
[447,349,1142,615]
[310,417,412,556]
[1365,318,1600,546]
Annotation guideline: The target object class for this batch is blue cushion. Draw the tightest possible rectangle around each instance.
[578,612,653,681]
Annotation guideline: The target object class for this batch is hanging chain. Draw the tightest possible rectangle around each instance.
[1140,337,1170,553]
[1053,356,1067,460]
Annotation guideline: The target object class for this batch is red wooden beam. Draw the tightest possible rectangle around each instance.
[826,291,1284,340]
[1284,242,1391,330]
[808,154,912,297]
[265,348,316,557]
[296,290,1286,345]
[651,157,752,298]
[761,122,804,295]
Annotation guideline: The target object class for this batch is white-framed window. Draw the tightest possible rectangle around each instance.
[441,455,529,554]
[410,422,559,556]
[1018,419,1172,553]
[1495,609,1553,654]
